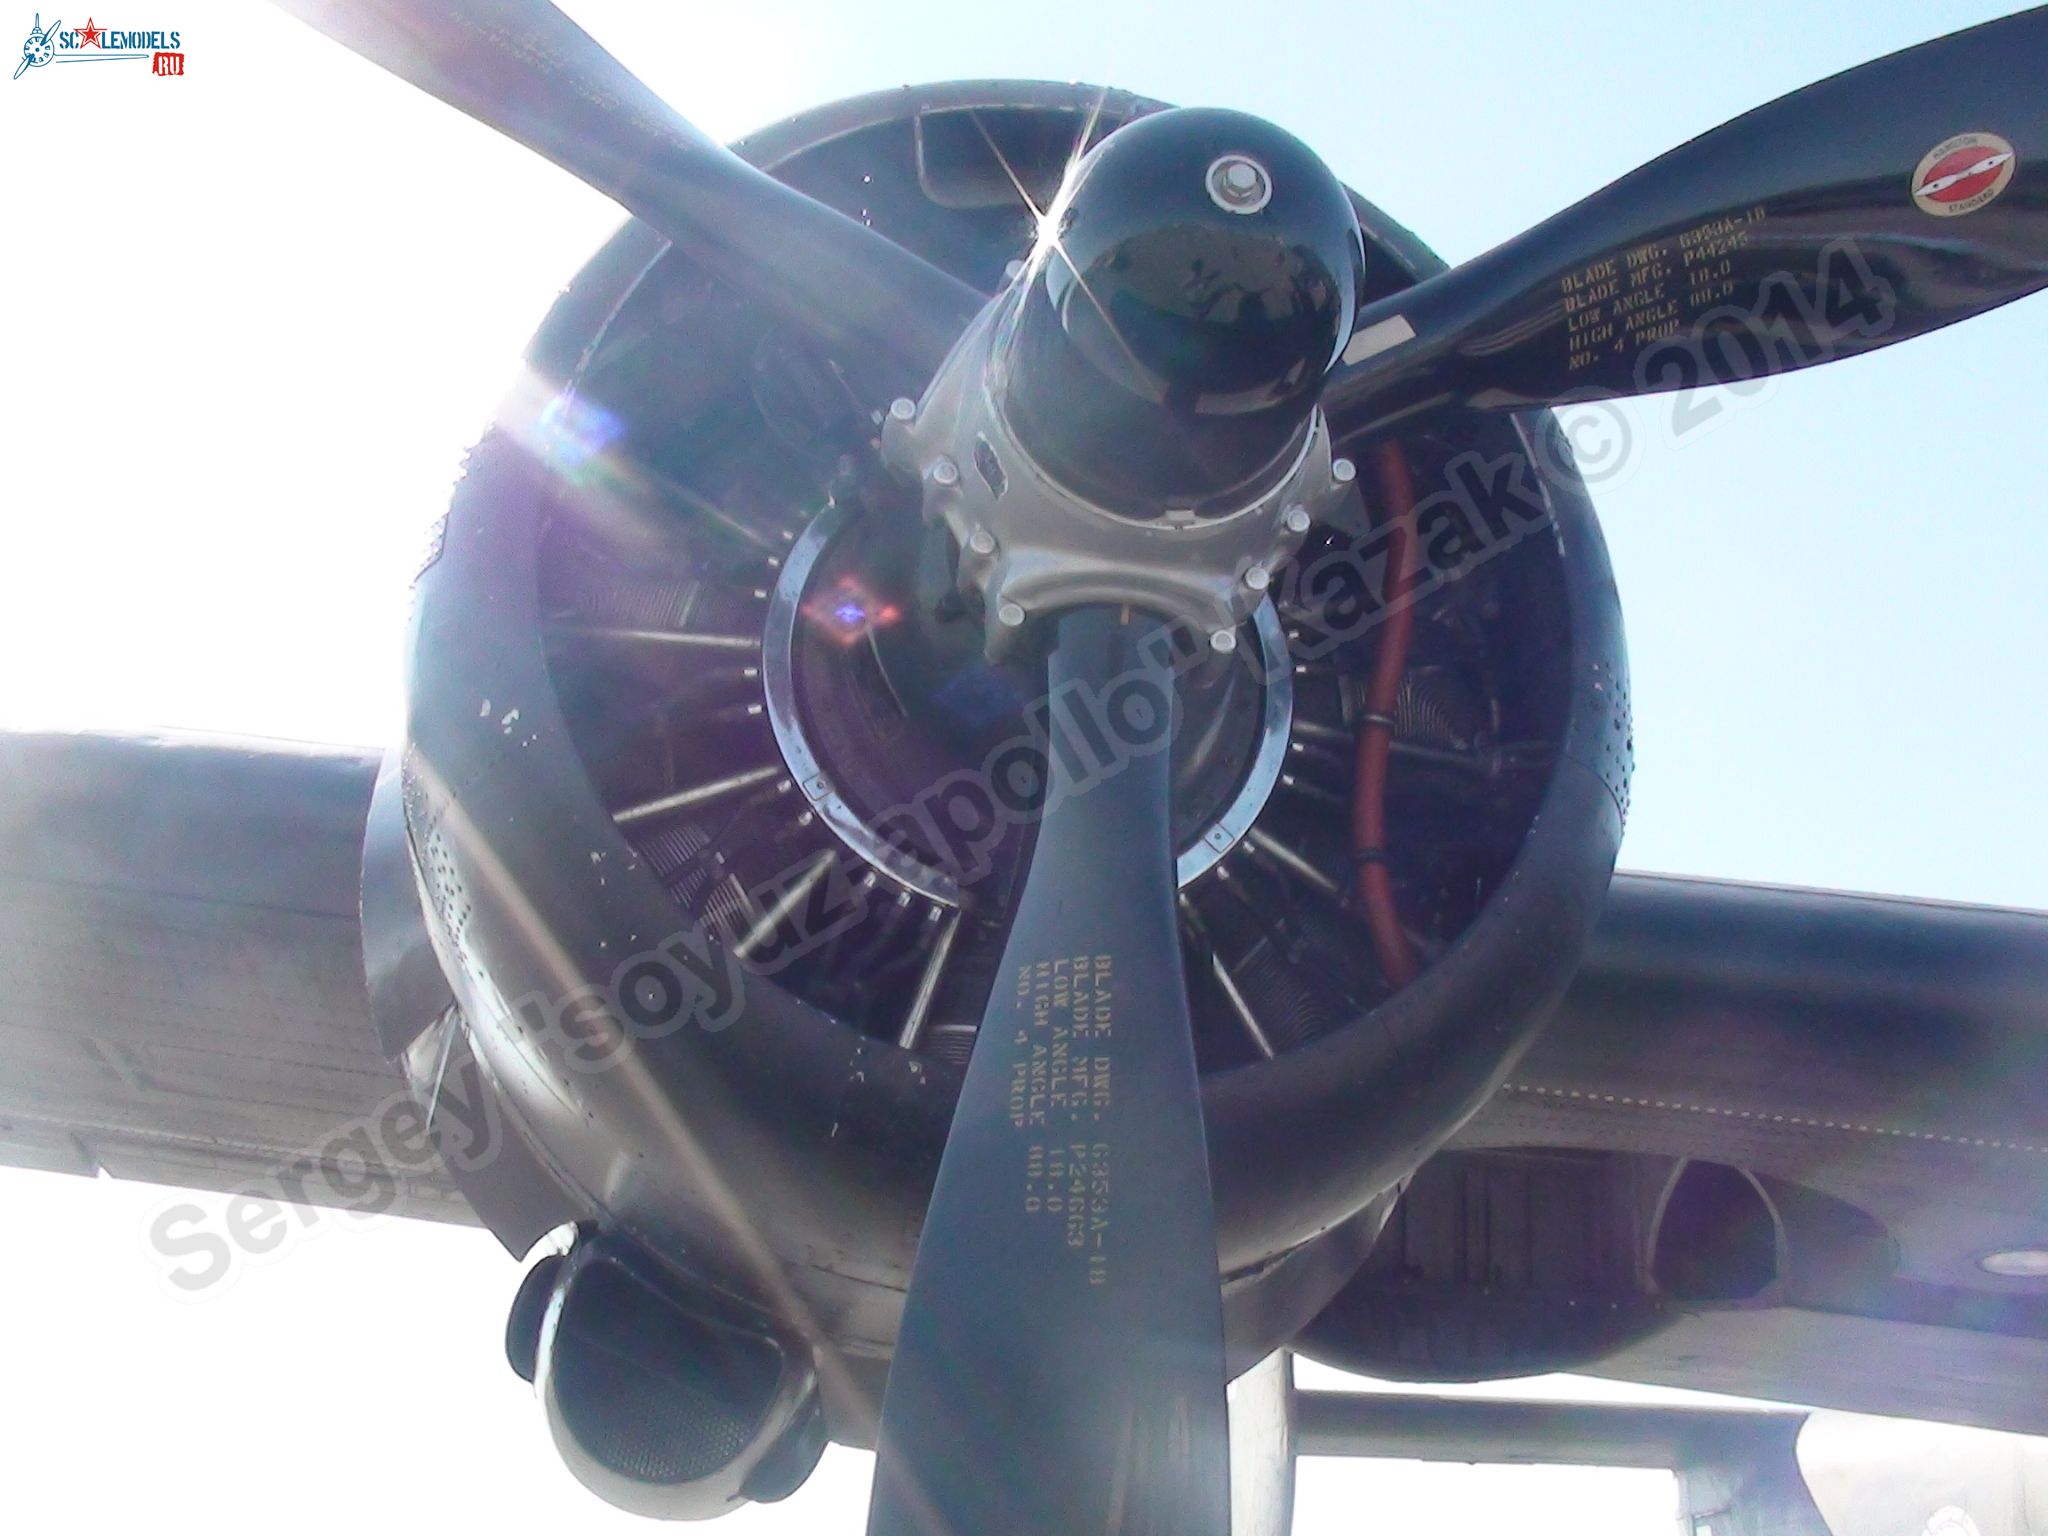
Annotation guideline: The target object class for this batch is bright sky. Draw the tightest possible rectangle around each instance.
[3,1,2043,1531]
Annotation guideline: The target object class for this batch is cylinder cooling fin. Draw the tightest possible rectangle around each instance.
[532,98,1586,1081]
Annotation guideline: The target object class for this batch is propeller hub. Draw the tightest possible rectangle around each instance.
[1003,107,1366,513]
[886,107,1366,652]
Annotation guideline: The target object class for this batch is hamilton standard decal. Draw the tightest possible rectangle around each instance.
[1911,132,2017,217]
[13,14,184,78]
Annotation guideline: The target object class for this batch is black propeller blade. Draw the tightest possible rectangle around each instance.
[1325,5,2048,433]
[271,0,982,377]
[869,607,1229,1536]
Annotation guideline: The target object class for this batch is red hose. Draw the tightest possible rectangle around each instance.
[1350,440,1420,988]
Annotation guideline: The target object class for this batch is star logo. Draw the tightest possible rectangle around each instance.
[75,16,100,46]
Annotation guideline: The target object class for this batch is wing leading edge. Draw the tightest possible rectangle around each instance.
[0,729,472,1221]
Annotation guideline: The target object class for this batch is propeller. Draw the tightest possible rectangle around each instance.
[278,4,2048,1531]
[867,607,1229,1536]
[271,0,983,378]
[1325,5,2048,433]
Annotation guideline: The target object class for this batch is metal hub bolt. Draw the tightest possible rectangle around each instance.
[1206,153,1273,214]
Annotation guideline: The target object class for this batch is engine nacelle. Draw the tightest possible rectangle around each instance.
[373,80,1630,1447]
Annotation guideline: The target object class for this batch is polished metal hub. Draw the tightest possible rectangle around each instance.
[881,297,1353,659]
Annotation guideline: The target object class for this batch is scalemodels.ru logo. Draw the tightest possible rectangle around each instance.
[14,13,184,78]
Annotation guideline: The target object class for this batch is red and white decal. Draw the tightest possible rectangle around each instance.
[1911,132,2017,217]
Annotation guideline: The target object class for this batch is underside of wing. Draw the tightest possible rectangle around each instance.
[0,729,474,1223]
[1304,872,2048,1434]
[10,730,2047,1437]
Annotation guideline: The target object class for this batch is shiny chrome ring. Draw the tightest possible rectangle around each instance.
[763,502,1293,901]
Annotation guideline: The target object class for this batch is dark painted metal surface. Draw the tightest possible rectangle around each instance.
[1001,107,1364,511]
[1476,872,2048,1295]
[870,610,1228,1536]
[1325,7,2048,433]
[536,1234,826,1519]
[1309,872,2048,1433]
[360,751,454,1058]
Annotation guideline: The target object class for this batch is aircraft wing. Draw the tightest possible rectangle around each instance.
[0,729,473,1222]
[1325,872,2048,1433]
[5,729,2045,1434]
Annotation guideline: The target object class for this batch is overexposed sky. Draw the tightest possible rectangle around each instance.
[0,1163,1686,1533]
[5,1,2045,1531]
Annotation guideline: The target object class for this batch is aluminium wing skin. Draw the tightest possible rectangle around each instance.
[0,729,472,1221]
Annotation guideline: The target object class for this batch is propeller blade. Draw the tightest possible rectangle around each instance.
[868,607,1229,1536]
[1326,6,2048,432]
[272,0,982,376]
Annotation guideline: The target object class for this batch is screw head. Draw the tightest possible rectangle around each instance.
[997,601,1027,628]
[888,396,917,422]
[928,456,960,487]
[1331,457,1356,485]
[966,528,997,556]
[1206,154,1273,214]
[1209,627,1238,654]
[1283,505,1312,534]
[1244,565,1271,592]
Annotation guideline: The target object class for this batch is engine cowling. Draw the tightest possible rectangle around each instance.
[377,80,1630,1470]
